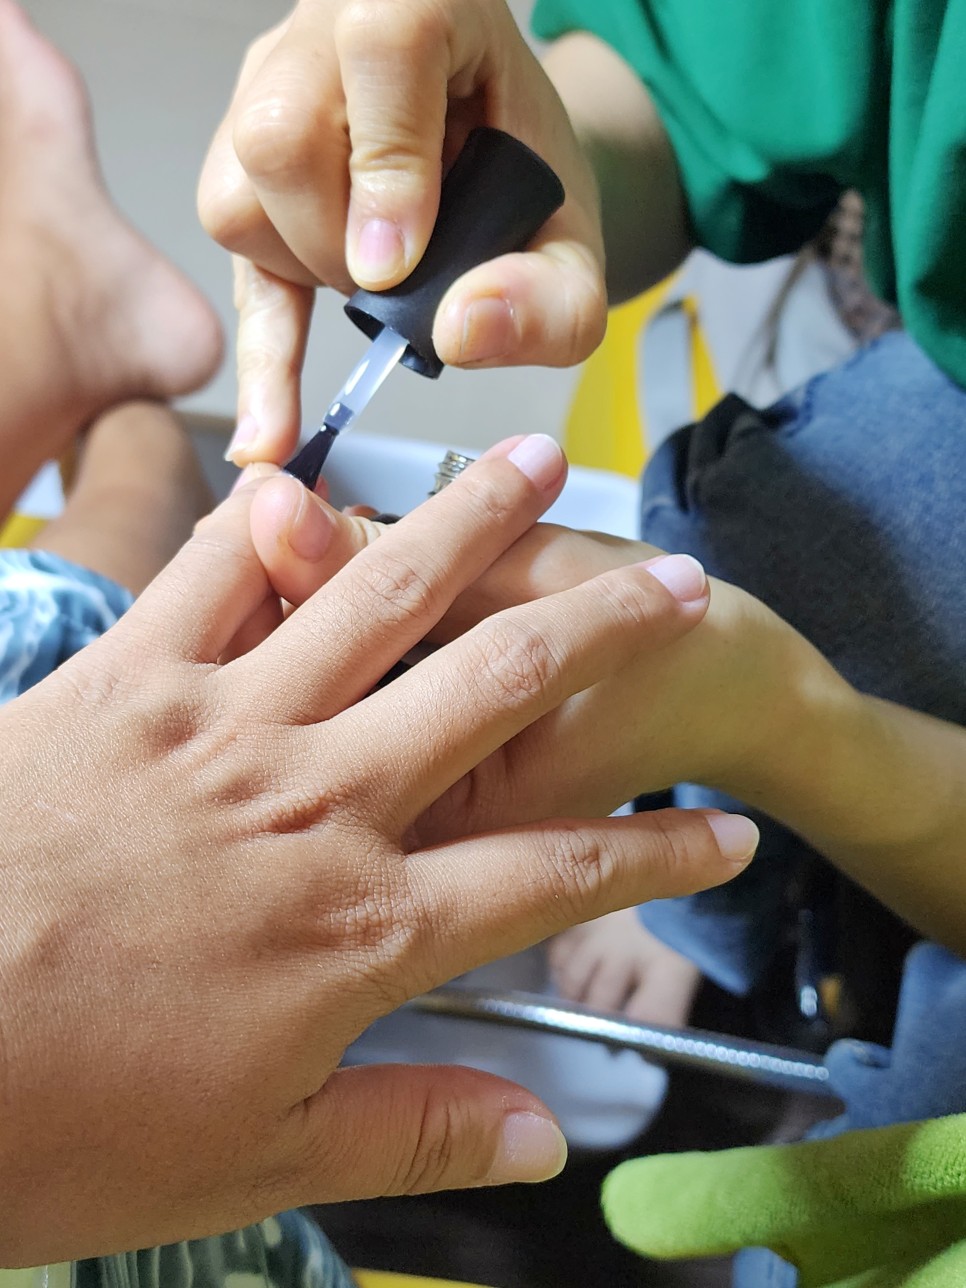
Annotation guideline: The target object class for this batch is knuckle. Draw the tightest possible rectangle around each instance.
[234,97,324,187]
[472,615,561,709]
[336,0,447,61]
[592,568,661,634]
[197,177,259,249]
[450,471,519,529]
[539,825,611,921]
[350,550,438,627]
[393,1092,473,1195]
[562,270,607,368]
[644,811,702,890]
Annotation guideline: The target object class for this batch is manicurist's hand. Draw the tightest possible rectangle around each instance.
[0,435,758,1265]
[198,0,606,465]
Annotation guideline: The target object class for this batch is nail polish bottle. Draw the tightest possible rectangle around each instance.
[429,449,475,495]
[371,448,477,523]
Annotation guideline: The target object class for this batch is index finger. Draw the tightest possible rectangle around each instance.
[225,434,567,722]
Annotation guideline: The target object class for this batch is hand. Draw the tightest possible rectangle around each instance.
[548,908,702,1028]
[0,436,757,1263]
[198,0,606,465]
[249,490,847,829]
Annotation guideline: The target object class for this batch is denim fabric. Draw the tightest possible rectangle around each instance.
[635,332,966,992]
[0,551,356,1287]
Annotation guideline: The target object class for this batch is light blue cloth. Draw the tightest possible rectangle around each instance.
[0,549,133,702]
[0,549,355,1288]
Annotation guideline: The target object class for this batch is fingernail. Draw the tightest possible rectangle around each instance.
[282,482,334,562]
[224,414,260,465]
[706,814,760,865]
[506,434,565,490]
[454,297,517,364]
[644,554,708,603]
[230,461,276,495]
[354,218,406,284]
[488,1113,568,1184]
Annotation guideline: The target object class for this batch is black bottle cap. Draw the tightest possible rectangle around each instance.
[344,127,565,379]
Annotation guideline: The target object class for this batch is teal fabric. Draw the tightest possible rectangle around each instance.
[532,0,966,388]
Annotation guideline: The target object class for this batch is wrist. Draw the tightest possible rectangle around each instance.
[706,609,865,832]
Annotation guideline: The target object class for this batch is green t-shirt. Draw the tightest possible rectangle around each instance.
[532,0,966,387]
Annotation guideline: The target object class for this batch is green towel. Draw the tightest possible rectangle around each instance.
[602,1114,966,1287]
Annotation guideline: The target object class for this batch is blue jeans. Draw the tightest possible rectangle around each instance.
[636,331,966,994]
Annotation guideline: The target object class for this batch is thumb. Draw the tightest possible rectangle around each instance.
[294,1063,568,1200]
[249,473,388,605]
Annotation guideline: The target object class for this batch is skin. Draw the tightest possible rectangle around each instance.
[247,483,966,960]
[0,11,759,1251]
[33,401,214,595]
[0,0,222,517]
[0,438,760,1264]
[198,0,633,465]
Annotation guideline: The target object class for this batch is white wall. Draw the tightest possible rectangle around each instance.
[23,0,579,450]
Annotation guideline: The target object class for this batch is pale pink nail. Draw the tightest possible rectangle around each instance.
[487,1112,568,1184]
[354,218,406,283]
[645,554,708,603]
[706,814,760,864]
[456,297,517,364]
[224,414,259,464]
[506,434,565,490]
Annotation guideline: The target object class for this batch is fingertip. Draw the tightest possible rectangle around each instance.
[347,215,409,289]
[705,813,760,867]
[435,294,519,367]
[641,554,709,606]
[251,473,335,564]
[486,1112,568,1185]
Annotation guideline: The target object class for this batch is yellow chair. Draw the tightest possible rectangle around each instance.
[355,1274,493,1288]
[563,274,721,477]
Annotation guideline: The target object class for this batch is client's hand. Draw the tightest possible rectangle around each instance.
[0,436,756,1265]
[249,483,854,834]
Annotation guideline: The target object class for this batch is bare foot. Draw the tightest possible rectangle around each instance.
[548,907,702,1028]
[0,0,223,515]
[33,401,214,595]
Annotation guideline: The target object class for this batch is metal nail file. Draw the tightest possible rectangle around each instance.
[284,127,565,491]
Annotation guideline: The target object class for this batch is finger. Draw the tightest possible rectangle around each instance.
[198,16,315,286]
[117,485,271,664]
[228,434,567,721]
[249,473,388,603]
[582,958,636,1015]
[198,115,316,287]
[433,233,607,369]
[223,259,315,466]
[401,810,760,989]
[231,17,355,294]
[553,934,613,1006]
[335,554,710,828]
[219,594,285,664]
[336,0,459,287]
[283,1063,567,1205]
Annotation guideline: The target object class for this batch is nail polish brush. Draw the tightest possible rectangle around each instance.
[284,127,565,490]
